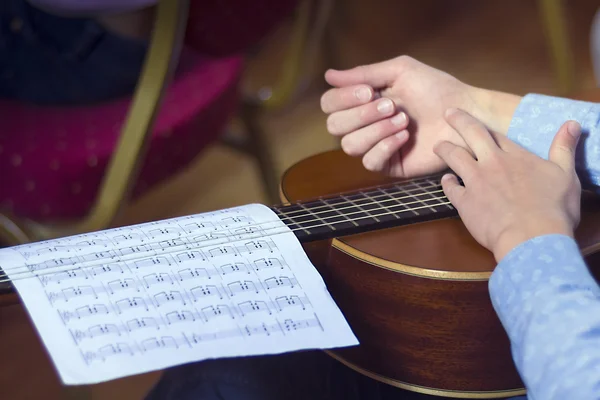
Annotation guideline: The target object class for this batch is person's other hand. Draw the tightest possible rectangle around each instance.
[434,108,581,262]
[320,56,521,178]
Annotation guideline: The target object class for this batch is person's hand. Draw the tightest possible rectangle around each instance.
[320,56,521,178]
[433,108,582,262]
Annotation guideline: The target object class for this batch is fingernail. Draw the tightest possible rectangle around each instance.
[391,112,407,126]
[395,130,408,140]
[355,87,372,102]
[377,99,394,114]
[567,121,581,138]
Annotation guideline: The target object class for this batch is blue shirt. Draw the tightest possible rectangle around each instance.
[492,94,600,399]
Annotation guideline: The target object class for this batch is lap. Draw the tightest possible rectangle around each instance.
[0,0,147,105]
[144,351,481,400]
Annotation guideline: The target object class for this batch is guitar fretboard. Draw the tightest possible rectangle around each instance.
[272,176,457,243]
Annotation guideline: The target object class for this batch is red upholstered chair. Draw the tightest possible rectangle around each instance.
[0,0,328,249]
[0,49,243,222]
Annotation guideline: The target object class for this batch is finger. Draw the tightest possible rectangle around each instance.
[321,85,375,114]
[444,108,499,158]
[362,130,410,173]
[325,59,399,88]
[340,112,409,156]
[548,120,582,172]
[440,173,466,208]
[327,97,396,136]
[433,140,477,180]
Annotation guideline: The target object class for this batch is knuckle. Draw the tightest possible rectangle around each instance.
[378,138,392,154]
[395,54,412,65]
[556,144,574,155]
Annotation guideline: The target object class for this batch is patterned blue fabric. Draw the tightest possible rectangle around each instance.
[490,93,600,399]
[145,94,600,400]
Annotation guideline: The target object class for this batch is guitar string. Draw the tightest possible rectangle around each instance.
[0,196,453,284]
[0,184,447,276]
[0,194,453,282]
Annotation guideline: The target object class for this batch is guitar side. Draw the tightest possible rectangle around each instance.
[280,149,600,399]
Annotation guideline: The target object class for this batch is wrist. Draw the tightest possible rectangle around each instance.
[466,86,522,136]
[493,221,575,262]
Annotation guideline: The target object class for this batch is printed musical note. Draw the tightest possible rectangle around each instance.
[177,267,213,281]
[148,226,183,239]
[81,251,117,262]
[121,244,155,257]
[133,257,170,269]
[126,317,160,332]
[72,324,121,343]
[157,238,186,250]
[115,297,149,314]
[59,303,110,323]
[1,203,357,385]
[181,221,215,234]
[107,278,139,294]
[244,240,274,254]
[219,262,249,276]
[142,272,174,289]
[253,258,285,272]
[154,291,187,307]
[165,310,196,325]
[275,295,309,311]
[91,264,124,277]
[264,276,298,290]
[175,250,207,264]
[62,285,98,301]
[227,280,259,296]
[83,343,134,364]
[141,336,180,351]
[201,305,233,321]
[111,231,145,244]
[190,285,223,301]
[238,300,272,316]
[208,246,237,258]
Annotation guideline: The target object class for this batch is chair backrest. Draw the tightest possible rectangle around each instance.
[40,0,190,239]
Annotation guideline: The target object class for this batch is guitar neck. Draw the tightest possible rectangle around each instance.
[272,175,458,243]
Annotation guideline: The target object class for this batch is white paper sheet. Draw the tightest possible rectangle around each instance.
[0,204,358,385]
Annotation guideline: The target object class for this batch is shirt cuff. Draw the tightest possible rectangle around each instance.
[507,93,600,189]
[488,234,600,341]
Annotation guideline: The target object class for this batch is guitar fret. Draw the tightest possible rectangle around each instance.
[321,199,359,227]
[299,203,336,231]
[367,189,400,219]
[272,175,458,244]
[340,194,380,222]
[274,208,311,235]
[393,182,436,213]
[381,187,420,216]
[413,178,453,211]
[411,180,439,213]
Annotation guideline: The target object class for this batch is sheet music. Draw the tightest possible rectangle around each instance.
[0,204,358,385]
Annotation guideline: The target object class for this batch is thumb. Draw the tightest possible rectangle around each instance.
[325,59,399,89]
[440,173,466,208]
[548,120,581,172]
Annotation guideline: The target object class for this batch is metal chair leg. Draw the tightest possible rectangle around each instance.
[239,102,281,204]
[538,0,576,94]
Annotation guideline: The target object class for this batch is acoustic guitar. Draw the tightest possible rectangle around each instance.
[2,148,600,399]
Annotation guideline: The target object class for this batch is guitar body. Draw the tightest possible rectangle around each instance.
[279,149,600,399]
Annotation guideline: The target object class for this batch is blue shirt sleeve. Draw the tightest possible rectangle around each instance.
[507,93,600,190]
[489,94,600,399]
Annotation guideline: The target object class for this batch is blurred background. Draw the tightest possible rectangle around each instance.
[1,0,599,398]
[120,0,600,224]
